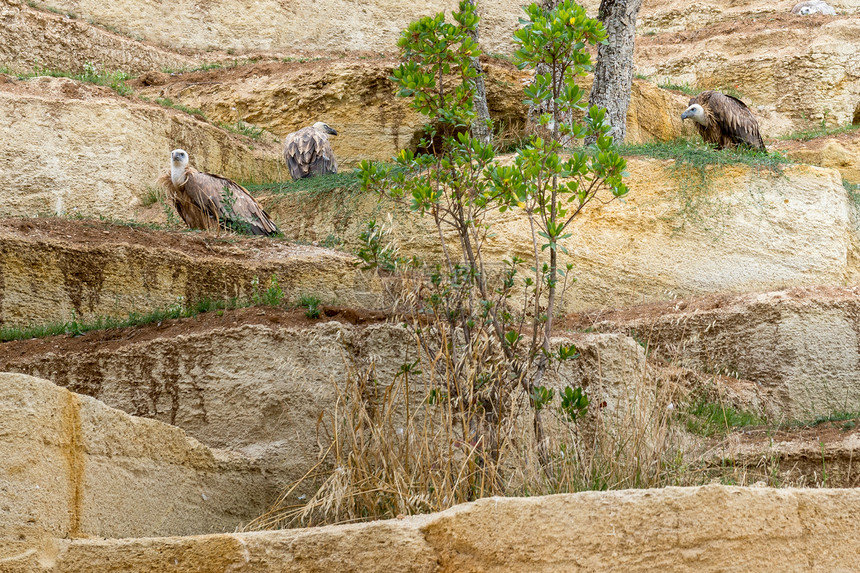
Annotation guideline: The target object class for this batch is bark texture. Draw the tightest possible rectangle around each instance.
[588,0,643,143]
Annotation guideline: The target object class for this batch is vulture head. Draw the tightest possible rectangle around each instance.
[312,122,338,136]
[681,103,708,126]
[169,148,190,185]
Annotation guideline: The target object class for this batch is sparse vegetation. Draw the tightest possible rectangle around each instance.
[658,81,698,96]
[7,62,134,95]
[0,272,294,342]
[0,297,237,343]
[268,0,637,527]
[155,96,207,119]
[778,122,860,142]
[682,399,765,437]
[617,139,791,171]
[139,186,162,208]
[219,120,265,140]
[844,179,860,207]
[244,171,362,197]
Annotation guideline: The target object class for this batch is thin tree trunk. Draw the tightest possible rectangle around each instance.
[465,0,492,145]
[587,0,643,144]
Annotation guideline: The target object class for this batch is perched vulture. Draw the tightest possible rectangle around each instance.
[681,91,766,151]
[283,122,338,180]
[158,149,280,236]
[791,0,836,15]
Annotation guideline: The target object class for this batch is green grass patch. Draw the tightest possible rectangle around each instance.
[7,62,134,95]
[0,298,236,342]
[617,139,791,171]
[844,179,860,207]
[244,171,362,197]
[778,122,860,142]
[657,81,698,97]
[139,186,162,208]
[1,273,292,342]
[809,410,860,427]
[155,97,206,119]
[683,400,765,437]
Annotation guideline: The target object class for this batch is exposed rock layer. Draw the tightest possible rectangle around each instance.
[574,286,860,417]
[0,218,380,327]
[6,486,860,572]
[266,159,856,311]
[0,373,282,546]
[0,0,196,75]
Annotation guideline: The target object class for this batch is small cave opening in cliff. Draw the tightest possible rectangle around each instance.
[406,117,529,157]
[853,102,860,126]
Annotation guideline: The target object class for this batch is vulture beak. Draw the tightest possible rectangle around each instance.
[681,109,692,120]
[326,125,338,136]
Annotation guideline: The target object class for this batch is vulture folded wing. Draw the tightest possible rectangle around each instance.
[283,127,338,180]
[284,130,309,180]
[186,173,280,236]
[707,92,765,150]
[158,168,219,232]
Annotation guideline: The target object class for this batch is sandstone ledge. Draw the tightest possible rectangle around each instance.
[0,218,381,327]
[577,286,860,417]
[5,486,860,572]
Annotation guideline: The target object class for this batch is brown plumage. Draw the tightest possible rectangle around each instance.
[158,149,279,237]
[283,122,338,180]
[681,91,765,150]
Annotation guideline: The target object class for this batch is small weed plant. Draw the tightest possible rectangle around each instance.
[355,218,398,271]
[251,274,284,306]
[297,294,322,319]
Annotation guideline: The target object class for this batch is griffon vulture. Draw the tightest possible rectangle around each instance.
[791,0,836,15]
[681,91,766,150]
[283,122,338,180]
[158,149,280,236]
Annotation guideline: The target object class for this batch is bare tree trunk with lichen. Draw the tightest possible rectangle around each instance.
[465,0,492,145]
[587,0,643,144]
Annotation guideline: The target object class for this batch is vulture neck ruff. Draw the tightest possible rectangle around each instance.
[171,162,189,187]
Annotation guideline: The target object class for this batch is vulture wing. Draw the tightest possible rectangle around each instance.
[185,172,280,236]
[283,127,338,180]
[703,91,766,150]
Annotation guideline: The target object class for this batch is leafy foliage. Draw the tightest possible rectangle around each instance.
[355,218,397,271]
[351,0,628,501]
[298,294,322,319]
